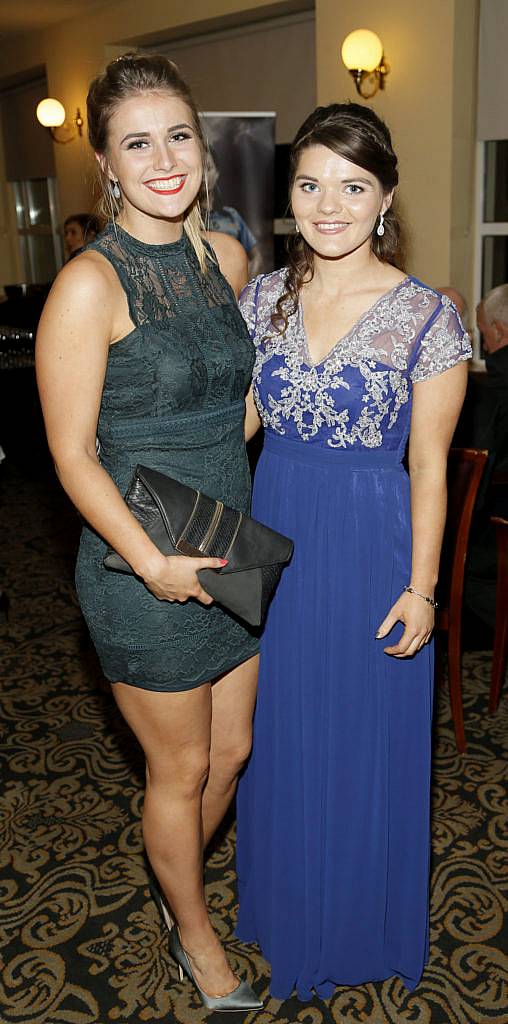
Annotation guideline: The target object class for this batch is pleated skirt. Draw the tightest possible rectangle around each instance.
[236,432,433,1000]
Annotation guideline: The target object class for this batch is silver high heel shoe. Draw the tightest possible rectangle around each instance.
[168,925,263,1013]
[149,878,174,932]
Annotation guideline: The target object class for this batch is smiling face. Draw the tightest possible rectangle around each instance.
[101,90,203,235]
[291,145,392,261]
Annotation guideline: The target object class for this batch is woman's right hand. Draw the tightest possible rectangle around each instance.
[142,553,227,605]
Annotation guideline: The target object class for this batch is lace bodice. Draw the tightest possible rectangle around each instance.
[88,223,255,431]
[240,270,472,454]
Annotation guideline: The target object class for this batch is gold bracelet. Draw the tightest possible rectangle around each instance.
[403,585,438,609]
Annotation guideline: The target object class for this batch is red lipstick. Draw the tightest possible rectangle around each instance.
[144,175,187,195]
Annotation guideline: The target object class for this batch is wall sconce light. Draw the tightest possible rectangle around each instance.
[36,98,84,143]
[341,29,389,99]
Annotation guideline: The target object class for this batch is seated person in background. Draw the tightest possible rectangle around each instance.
[64,213,102,259]
[474,284,508,465]
[436,285,468,324]
[464,283,508,628]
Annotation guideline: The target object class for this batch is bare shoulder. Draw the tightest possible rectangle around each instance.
[43,250,115,314]
[207,230,246,261]
[38,250,118,343]
[379,265,408,289]
[36,250,119,361]
[205,230,248,297]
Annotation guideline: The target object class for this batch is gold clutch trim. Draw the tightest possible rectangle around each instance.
[177,489,201,548]
[224,511,243,558]
[176,494,227,556]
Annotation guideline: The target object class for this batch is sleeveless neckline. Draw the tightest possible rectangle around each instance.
[105,222,189,259]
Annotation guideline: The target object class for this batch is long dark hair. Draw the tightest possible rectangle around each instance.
[87,52,209,269]
[274,102,403,333]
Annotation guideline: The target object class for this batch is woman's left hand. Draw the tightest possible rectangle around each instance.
[375,591,435,657]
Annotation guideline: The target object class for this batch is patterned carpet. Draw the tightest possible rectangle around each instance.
[1,462,507,1024]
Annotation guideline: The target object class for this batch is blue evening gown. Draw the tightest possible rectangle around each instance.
[236,272,471,1000]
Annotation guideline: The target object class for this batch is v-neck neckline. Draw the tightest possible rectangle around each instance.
[299,275,412,369]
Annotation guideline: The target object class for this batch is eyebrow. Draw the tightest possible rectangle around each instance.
[120,123,193,144]
[295,174,373,185]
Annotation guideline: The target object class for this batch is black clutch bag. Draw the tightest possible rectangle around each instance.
[103,464,293,627]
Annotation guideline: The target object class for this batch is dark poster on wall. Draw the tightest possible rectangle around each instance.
[202,113,275,273]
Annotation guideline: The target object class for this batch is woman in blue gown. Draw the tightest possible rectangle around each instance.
[236,103,471,1000]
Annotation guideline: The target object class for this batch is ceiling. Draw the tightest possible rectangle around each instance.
[0,0,109,34]
[0,0,314,41]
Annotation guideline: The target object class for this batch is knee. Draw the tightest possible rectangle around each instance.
[214,735,252,782]
[148,748,210,797]
[181,752,211,795]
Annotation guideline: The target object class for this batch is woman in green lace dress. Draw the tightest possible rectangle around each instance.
[36,53,261,1011]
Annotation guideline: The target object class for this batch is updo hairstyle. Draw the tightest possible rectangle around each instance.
[274,102,403,333]
[87,52,209,269]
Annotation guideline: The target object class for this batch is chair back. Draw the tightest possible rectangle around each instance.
[437,448,488,626]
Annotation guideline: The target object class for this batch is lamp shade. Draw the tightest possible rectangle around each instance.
[36,98,66,128]
[341,29,383,72]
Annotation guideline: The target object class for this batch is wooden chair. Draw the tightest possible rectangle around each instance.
[435,448,488,753]
[490,516,508,714]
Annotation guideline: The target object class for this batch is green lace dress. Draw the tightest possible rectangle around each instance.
[74,223,259,691]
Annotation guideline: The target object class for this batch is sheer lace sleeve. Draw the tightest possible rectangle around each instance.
[239,276,264,340]
[410,299,472,383]
[239,271,288,343]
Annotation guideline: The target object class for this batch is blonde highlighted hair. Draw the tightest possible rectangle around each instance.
[87,51,210,272]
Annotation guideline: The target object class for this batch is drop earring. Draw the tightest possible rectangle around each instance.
[376,213,385,237]
[295,223,300,234]
[111,181,121,200]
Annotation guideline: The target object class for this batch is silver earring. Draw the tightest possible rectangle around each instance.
[376,213,385,237]
[111,181,121,200]
[295,223,300,234]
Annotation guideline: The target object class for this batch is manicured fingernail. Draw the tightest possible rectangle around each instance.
[375,631,381,639]
[219,559,228,566]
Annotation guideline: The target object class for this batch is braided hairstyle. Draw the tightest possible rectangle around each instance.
[87,52,209,270]
[273,102,403,334]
